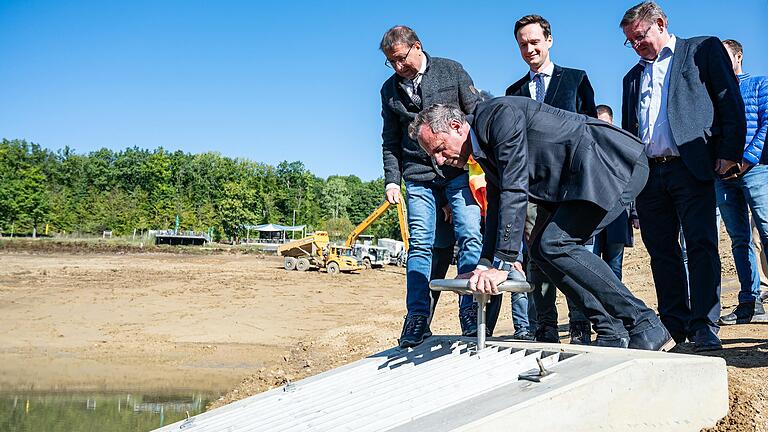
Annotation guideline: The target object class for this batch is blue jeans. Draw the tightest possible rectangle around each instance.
[592,232,626,280]
[405,173,483,317]
[716,165,768,303]
[511,291,537,334]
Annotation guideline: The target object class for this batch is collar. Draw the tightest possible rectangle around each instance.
[738,72,750,81]
[639,34,676,65]
[400,52,430,85]
[469,127,485,159]
[529,61,555,79]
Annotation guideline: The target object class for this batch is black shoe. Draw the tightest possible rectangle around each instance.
[399,315,432,348]
[719,301,767,325]
[669,331,688,344]
[569,321,592,345]
[512,330,535,341]
[459,304,478,337]
[691,328,722,352]
[591,336,629,348]
[760,290,768,304]
[628,325,676,351]
[534,326,560,343]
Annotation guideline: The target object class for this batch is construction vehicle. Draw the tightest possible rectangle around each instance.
[277,231,364,274]
[351,238,390,269]
[377,238,406,266]
[345,200,409,267]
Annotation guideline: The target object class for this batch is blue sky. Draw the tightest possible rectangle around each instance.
[1,1,766,180]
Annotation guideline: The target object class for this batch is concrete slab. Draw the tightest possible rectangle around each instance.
[153,337,727,432]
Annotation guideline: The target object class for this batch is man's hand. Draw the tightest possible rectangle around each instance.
[441,204,453,223]
[386,187,401,204]
[738,158,754,176]
[715,159,741,179]
[631,219,640,230]
[458,267,508,294]
[511,261,525,277]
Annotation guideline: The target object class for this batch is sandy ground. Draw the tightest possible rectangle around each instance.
[0,237,766,431]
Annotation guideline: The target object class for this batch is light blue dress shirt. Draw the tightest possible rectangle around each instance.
[638,35,679,158]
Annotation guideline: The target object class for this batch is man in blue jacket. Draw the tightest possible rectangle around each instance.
[717,39,768,325]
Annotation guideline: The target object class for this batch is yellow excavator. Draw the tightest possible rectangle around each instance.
[345,200,410,268]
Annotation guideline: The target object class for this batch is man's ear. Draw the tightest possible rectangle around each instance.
[449,119,463,132]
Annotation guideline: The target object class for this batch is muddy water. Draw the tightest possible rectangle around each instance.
[1,392,215,432]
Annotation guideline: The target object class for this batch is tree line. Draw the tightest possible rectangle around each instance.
[0,139,402,241]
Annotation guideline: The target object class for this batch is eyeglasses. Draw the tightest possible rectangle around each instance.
[624,25,655,48]
[385,44,414,68]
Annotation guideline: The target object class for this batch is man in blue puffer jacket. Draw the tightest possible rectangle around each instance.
[717,39,768,325]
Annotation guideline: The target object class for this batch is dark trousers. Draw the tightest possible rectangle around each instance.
[636,158,721,337]
[530,160,659,340]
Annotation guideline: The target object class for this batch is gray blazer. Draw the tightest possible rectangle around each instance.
[470,97,647,264]
[621,36,746,180]
[381,53,480,185]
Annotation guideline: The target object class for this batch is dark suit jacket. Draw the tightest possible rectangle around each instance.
[381,53,480,185]
[621,36,746,181]
[505,65,597,117]
[470,97,646,265]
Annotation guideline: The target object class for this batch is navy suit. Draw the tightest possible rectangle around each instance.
[471,97,663,341]
[503,65,598,336]
[505,65,597,117]
[621,36,746,341]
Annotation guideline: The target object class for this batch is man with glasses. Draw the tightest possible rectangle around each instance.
[379,25,483,348]
[619,1,745,352]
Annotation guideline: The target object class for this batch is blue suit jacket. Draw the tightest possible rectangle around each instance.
[505,64,597,117]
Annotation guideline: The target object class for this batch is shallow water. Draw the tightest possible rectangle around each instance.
[0,392,215,432]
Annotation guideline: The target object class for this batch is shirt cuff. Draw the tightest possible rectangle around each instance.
[492,257,515,271]
[385,183,401,191]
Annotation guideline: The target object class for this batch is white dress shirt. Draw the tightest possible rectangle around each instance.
[402,55,429,105]
[386,56,429,192]
[527,61,555,100]
[638,35,679,158]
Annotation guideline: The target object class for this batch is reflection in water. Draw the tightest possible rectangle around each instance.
[0,392,214,432]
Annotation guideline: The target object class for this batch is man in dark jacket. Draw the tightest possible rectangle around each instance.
[379,26,483,348]
[409,98,675,351]
[619,1,745,351]
[592,104,639,281]
[503,14,598,345]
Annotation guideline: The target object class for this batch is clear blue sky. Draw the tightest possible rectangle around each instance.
[1,1,766,180]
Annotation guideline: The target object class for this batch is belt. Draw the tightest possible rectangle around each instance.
[648,155,680,164]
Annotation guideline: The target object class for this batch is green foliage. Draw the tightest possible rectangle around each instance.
[0,139,408,243]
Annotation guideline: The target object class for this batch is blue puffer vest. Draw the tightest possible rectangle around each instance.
[738,72,768,165]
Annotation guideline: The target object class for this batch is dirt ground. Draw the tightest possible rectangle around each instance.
[0,236,766,431]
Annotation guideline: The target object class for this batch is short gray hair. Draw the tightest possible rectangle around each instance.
[407,104,466,142]
[620,1,668,29]
[379,26,421,52]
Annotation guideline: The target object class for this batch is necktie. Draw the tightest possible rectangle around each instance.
[410,75,422,107]
[534,73,545,103]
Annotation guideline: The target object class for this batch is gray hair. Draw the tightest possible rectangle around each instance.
[620,1,668,29]
[379,26,421,52]
[407,104,466,142]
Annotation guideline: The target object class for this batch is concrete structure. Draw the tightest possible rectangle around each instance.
[153,337,728,432]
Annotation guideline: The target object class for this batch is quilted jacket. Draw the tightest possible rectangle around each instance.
[738,72,768,165]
